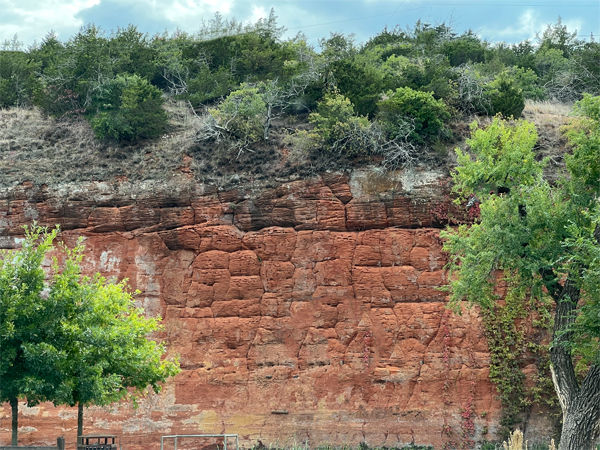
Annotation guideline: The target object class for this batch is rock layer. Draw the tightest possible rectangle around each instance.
[0,170,544,449]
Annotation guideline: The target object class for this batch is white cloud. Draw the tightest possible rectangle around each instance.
[0,0,234,44]
[483,9,585,43]
[486,9,543,41]
[249,5,268,24]
[1,0,93,43]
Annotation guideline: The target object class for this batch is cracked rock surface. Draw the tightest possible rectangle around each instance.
[0,168,548,449]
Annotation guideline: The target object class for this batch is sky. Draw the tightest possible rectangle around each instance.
[1,0,599,50]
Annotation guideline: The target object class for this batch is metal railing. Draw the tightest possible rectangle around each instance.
[160,435,239,450]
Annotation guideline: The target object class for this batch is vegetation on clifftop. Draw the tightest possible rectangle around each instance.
[0,13,597,163]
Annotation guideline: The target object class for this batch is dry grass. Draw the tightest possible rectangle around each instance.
[522,100,573,178]
[503,429,527,450]
[524,99,573,117]
[0,98,578,189]
[0,101,199,187]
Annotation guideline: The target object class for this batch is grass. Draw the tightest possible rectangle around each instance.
[524,99,573,117]
[0,97,578,190]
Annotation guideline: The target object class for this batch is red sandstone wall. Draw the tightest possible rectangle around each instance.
[0,171,518,449]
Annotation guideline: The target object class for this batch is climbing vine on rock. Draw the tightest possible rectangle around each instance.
[481,279,558,440]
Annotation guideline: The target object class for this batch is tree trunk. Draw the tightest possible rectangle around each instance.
[558,367,600,450]
[10,396,18,446]
[550,279,600,450]
[78,403,84,438]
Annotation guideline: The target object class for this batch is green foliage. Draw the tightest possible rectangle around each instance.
[1,14,598,153]
[564,94,600,195]
[377,87,450,143]
[441,33,487,67]
[0,225,180,441]
[487,72,526,118]
[482,283,555,439]
[188,66,234,106]
[507,66,545,100]
[453,118,542,200]
[90,74,168,142]
[47,246,180,410]
[443,97,600,442]
[329,55,385,117]
[306,93,371,155]
[0,226,60,408]
[210,84,267,143]
[0,51,40,108]
[536,17,580,59]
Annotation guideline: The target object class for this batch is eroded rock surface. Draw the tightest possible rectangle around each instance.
[0,169,514,449]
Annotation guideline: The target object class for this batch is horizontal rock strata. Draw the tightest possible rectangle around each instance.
[0,170,526,449]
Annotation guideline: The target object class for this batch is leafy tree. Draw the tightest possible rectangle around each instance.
[377,87,450,143]
[0,226,180,443]
[441,32,487,67]
[90,74,168,142]
[536,17,580,59]
[44,243,180,437]
[0,227,59,446]
[109,25,159,81]
[488,71,526,118]
[328,55,385,117]
[0,50,40,107]
[442,96,600,450]
[29,31,64,73]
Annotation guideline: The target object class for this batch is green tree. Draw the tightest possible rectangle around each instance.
[0,50,40,108]
[90,74,168,142]
[0,226,59,446]
[442,96,600,450]
[377,87,450,143]
[0,226,180,443]
[44,243,180,437]
[440,31,487,67]
[488,71,526,118]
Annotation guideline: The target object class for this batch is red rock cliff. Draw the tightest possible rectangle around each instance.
[0,169,546,449]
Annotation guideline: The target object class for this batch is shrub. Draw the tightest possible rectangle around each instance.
[209,85,267,143]
[188,67,233,106]
[308,93,370,155]
[330,56,385,117]
[301,93,416,168]
[0,51,40,108]
[90,74,167,142]
[377,87,450,142]
[488,72,526,118]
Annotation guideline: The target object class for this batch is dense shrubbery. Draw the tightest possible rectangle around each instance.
[377,87,450,142]
[0,14,598,149]
[307,93,371,155]
[90,74,167,141]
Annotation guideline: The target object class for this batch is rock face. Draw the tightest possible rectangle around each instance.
[0,169,544,449]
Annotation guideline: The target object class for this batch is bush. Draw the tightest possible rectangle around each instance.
[488,72,525,118]
[208,85,267,143]
[188,66,233,106]
[308,93,370,154]
[0,51,40,108]
[330,56,385,117]
[377,87,450,142]
[301,93,416,168]
[90,74,167,142]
